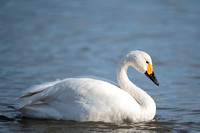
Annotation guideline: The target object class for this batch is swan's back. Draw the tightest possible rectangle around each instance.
[19,78,140,122]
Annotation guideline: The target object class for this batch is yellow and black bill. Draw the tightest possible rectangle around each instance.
[145,71,159,86]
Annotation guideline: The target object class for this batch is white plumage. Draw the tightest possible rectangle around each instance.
[18,50,159,123]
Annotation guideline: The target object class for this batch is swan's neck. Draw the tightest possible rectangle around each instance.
[117,59,156,118]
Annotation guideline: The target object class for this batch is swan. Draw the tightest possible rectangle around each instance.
[17,50,159,123]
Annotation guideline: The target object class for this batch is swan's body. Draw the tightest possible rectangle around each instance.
[18,50,159,123]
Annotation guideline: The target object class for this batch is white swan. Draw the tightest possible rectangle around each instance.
[18,50,159,123]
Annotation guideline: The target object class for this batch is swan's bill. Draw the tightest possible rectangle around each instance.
[145,71,159,86]
[147,63,153,75]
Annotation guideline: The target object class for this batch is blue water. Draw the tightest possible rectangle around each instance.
[0,0,200,132]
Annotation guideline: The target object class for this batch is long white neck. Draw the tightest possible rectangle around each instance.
[117,58,156,119]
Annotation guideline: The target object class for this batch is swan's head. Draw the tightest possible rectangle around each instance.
[126,50,159,86]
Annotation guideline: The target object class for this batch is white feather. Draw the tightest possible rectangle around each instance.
[18,50,158,123]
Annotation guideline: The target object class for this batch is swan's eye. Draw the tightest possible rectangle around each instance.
[146,61,149,64]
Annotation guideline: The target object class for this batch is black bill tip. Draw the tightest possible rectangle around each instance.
[145,71,159,86]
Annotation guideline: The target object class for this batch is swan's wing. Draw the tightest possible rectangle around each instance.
[17,79,61,99]
[18,78,141,122]
[17,78,84,109]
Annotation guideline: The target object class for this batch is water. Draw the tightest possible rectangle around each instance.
[0,0,200,132]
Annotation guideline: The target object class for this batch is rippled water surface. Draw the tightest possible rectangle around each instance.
[1,0,200,132]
